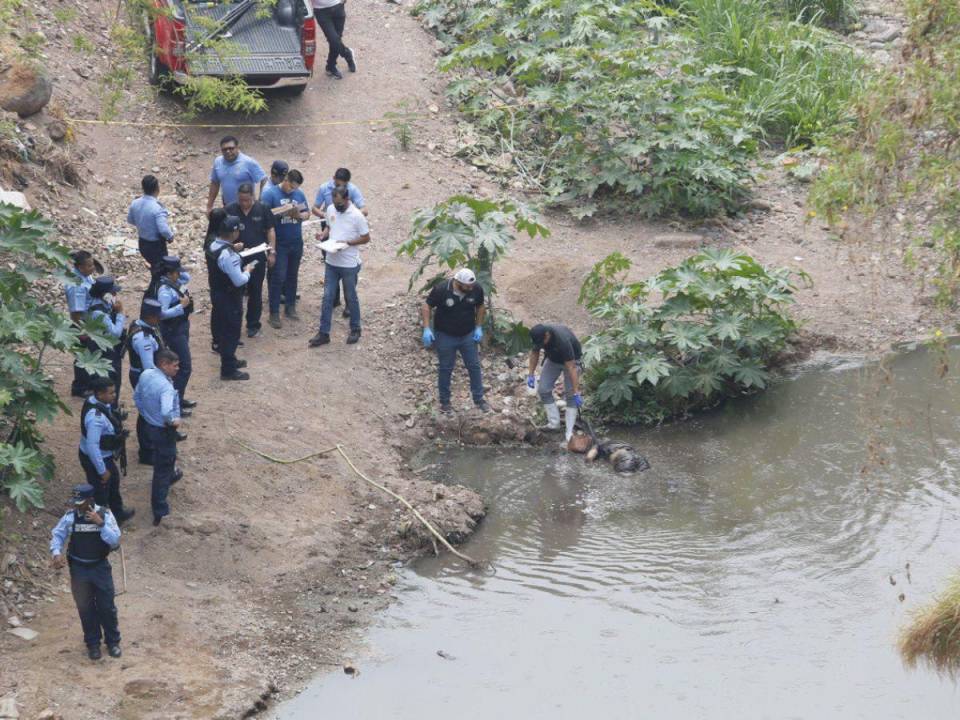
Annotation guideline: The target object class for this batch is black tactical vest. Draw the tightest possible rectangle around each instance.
[80,399,124,451]
[206,242,241,295]
[67,509,112,563]
[127,323,163,372]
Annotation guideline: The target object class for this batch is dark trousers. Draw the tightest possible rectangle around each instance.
[69,559,120,648]
[211,288,243,375]
[79,452,125,519]
[245,258,267,331]
[436,330,485,405]
[107,343,123,406]
[146,423,177,521]
[138,238,168,269]
[161,320,192,401]
[268,242,303,315]
[71,335,99,395]
[316,2,348,71]
[319,264,360,333]
[129,371,153,461]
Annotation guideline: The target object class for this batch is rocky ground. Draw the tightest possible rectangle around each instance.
[0,0,952,717]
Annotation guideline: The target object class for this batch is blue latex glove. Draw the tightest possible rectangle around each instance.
[572,393,584,408]
[473,325,483,342]
[526,374,536,389]
[422,327,435,348]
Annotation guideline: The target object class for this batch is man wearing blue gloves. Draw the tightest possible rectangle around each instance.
[527,323,583,442]
[420,268,489,414]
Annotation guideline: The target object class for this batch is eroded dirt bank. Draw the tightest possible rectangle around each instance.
[0,0,950,717]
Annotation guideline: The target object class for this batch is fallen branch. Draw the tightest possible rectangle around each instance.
[235,440,339,465]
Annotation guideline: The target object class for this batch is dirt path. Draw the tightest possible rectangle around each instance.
[0,0,946,717]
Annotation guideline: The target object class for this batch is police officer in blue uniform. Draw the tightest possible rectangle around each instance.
[207,216,256,380]
[155,256,196,412]
[66,251,101,398]
[128,298,164,464]
[50,483,122,660]
[134,349,183,526]
[79,376,134,524]
[88,276,126,405]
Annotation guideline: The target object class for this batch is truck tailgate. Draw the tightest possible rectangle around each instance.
[185,3,309,77]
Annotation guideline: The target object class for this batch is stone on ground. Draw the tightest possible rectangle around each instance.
[0,63,53,117]
[6,627,38,641]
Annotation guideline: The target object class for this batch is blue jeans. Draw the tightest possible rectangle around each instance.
[268,241,303,314]
[319,264,360,333]
[146,424,177,521]
[69,559,120,648]
[436,331,484,405]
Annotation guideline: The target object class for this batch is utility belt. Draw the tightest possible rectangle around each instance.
[68,555,110,567]
[89,431,129,475]
[161,314,189,334]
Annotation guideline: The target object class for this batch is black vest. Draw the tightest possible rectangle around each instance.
[206,242,241,295]
[127,323,163,372]
[80,399,125,451]
[67,509,112,563]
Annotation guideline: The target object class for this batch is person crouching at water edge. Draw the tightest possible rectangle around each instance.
[527,323,584,442]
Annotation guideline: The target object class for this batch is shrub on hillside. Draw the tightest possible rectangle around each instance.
[580,250,806,424]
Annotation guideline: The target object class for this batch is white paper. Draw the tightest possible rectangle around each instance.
[239,243,269,258]
[319,240,348,253]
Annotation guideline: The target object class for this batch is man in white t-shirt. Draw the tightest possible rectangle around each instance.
[309,185,370,347]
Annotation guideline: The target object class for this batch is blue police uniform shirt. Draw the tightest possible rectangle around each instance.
[50,507,121,558]
[130,320,160,375]
[89,300,126,340]
[66,268,95,314]
[261,185,308,245]
[157,271,191,320]
[210,238,251,287]
[210,152,266,206]
[134,367,181,427]
[80,397,117,475]
[127,195,174,242]
[313,180,365,211]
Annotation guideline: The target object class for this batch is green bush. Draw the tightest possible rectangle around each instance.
[417,0,759,219]
[0,205,112,510]
[810,0,960,304]
[683,0,865,145]
[580,250,806,424]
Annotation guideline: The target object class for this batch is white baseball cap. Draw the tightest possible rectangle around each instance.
[454,268,476,285]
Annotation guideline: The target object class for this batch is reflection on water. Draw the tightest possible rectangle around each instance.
[278,349,960,719]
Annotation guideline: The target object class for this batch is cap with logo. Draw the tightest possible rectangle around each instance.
[90,275,121,298]
[453,268,476,285]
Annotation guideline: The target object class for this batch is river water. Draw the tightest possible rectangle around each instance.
[278,348,960,719]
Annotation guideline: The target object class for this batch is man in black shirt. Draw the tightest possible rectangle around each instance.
[226,182,276,338]
[421,268,489,414]
[527,323,583,441]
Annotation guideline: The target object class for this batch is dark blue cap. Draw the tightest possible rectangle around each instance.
[72,484,95,502]
[271,160,289,175]
[90,275,121,298]
[140,298,162,317]
[160,255,183,273]
[222,216,241,233]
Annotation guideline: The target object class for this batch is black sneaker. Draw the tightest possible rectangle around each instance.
[326,67,343,80]
[345,47,357,73]
[175,430,188,441]
[221,371,250,381]
[87,645,102,661]
[475,400,491,413]
[152,515,163,527]
[107,644,122,658]
[309,332,330,347]
[236,359,248,369]
[181,399,198,409]
[346,328,361,345]
[171,468,183,485]
[180,408,193,418]
[439,403,453,415]
[247,327,262,338]
[341,308,351,319]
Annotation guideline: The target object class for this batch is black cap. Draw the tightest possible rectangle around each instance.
[90,275,121,298]
[529,324,548,349]
[140,297,162,317]
[160,255,183,273]
[72,483,95,503]
[221,216,241,233]
[271,160,289,176]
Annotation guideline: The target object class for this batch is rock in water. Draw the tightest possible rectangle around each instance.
[567,434,592,454]
[0,64,53,117]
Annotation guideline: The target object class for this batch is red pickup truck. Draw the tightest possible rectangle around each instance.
[146,0,317,93]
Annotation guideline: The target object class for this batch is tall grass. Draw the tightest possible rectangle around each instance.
[899,574,960,676]
[780,0,857,27]
[684,0,865,145]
